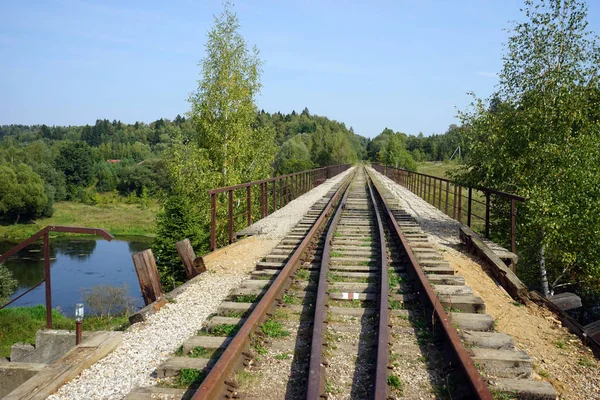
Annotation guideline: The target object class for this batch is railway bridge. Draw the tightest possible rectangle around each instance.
[3,165,600,400]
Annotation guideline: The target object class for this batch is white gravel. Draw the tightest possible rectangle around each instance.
[47,168,354,400]
[368,167,461,246]
[47,273,244,400]
[249,167,355,240]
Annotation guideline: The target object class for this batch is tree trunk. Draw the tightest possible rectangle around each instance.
[14,214,20,225]
[539,241,550,297]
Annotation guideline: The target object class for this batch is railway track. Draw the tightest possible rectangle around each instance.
[126,166,556,400]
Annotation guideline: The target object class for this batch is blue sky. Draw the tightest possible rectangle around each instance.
[1,0,599,138]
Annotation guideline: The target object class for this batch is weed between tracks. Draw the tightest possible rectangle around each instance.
[260,319,290,338]
[387,375,405,395]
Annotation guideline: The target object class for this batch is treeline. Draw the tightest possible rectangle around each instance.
[0,109,367,225]
[0,118,179,223]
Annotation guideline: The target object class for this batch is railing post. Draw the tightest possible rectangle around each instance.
[247,186,252,226]
[261,183,267,218]
[485,192,491,238]
[210,193,216,251]
[272,180,277,212]
[511,199,517,254]
[279,179,283,208]
[432,177,437,207]
[453,184,457,219]
[438,179,443,209]
[428,176,432,204]
[445,181,450,215]
[44,233,52,329]
[458,186,463,223]
[228,190,234,244]
[467,187,473,227]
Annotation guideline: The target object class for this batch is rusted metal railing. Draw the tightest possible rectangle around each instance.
[0,226,114,328]
[372,163,525,253]
[208,164,351,251]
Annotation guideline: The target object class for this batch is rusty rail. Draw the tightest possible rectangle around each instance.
[372,163,525,253]
[193,171,354,399]
[366,174,390,399]
[208,164,351,252]
[306,171,352,398]
[0,226,114,328]
[366,169,494,399]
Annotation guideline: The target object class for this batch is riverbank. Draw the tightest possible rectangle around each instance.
[0,305,129,358]
[0,196,159,240]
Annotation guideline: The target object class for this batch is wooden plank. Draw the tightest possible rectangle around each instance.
[176,239,206,279]
[4,332,122,400]
[132,249,164,305]
[548,292,582,311]
[459,226,529,302]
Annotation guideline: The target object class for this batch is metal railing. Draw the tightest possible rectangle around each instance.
[208,164,351,251]
[0,226,114,328]
[372,164,525,253]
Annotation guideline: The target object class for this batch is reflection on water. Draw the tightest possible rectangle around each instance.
[0,237,151,316]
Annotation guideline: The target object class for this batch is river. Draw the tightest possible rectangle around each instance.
[0,237,150,317]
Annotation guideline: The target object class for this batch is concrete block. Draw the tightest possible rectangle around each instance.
[489,378,556,400]
[450,312,494,331]
[9,343,35,362]
[0,362,46,398]
[157,357,211,378]
[470,348,532,378]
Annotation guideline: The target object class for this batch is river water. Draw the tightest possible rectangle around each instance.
[0,237,150,317]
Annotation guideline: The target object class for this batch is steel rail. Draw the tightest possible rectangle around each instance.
[192,170,355,400]
[366,169,494,399]
[306,169,352,399]
[365,172,390,400]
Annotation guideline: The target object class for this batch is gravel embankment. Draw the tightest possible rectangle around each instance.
[247,167,354,240]
[48,168,354,400]
[368,167,460,246]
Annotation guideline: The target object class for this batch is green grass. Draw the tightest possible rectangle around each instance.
[0,194,159,240]
[202,323,240,337]
[416,162,459,179]
[295,269,310,280]
[232,294,259,303]
[0,305,130,357]
[387,375,404,395]
[260,319,289,338]
[555,340,566,349]
[330,251,343,257]
[177,368,206,387]
[282,293,301,305]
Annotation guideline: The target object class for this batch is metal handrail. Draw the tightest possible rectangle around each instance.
[208,164,351,251]
[372,163,525,253]
[0,226,114,328]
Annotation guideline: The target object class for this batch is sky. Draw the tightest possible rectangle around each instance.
[1,0,599,138]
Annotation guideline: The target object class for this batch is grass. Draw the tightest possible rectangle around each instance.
[177,368,206,387]
[0,305,130,358]
[295,269,310,280]
[416,162,459,179]
[387,375,404,395]
[260,319,289,338]
[0,194,159,240]
[282,293,301,305]
[555,340,566,349]
[232,294,259,303]
[578,357,595,368]
[274,352,290,360]
[200,323,240,337]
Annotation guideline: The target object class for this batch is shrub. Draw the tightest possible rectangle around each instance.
[0,263,18,304]
[81,284,138,318]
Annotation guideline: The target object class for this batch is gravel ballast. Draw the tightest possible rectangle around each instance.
[46,168,354,400]
[245,167,355,240]
[48,274,244,400]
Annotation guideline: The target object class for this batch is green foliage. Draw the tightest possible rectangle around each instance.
[380,132,417,171]
[0,163,49,223]
[55,141,95,196]
[0,305,129,357]
[274,135,314,174]
[0,263,18,304]
[458,0,600,298]
[154,2,276,288]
